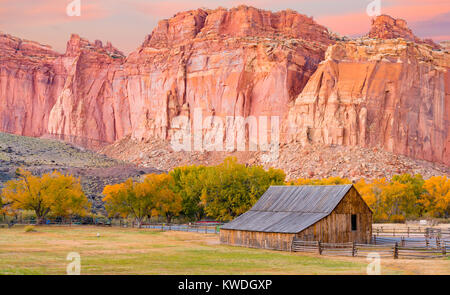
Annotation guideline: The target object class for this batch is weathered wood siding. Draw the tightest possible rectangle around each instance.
[220,229,295,251]
[296,187,372,243]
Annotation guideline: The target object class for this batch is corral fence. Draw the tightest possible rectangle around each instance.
[1,219,224,234]
[140,222,223,234]
[291,237,448,259]
[372,225,450,239]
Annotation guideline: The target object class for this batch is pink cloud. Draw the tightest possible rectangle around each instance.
[0,0,110,26]
[133,0,216,19]
[317,1,450,37]
[429,35,450,42]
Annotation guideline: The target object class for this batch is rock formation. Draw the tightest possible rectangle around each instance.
[0,33,64,138]
[0,8,449,167]
[368,14,440,49]
[284,38,449,165]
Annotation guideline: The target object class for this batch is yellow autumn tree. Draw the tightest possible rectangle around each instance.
[50,173,90,223]
[1,169,89,224]
[103,178,156,228]
[421,176,450,218]
[292,176,351,186]
[355,178,388,222]
[145,174,182,224]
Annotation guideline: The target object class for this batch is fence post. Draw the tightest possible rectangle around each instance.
[442,241,446,256]
[373,235,377,245]
[436,237,440,249]
[352,241,356,257]
[426,237,429,248]
[401,237,405,247]
[394,242,399,259]
[317,241,322,255]
[407,227,410,237]
[393,228,395,237]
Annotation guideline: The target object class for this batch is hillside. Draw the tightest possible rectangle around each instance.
[102,137,450,182]
[0,133,161,213]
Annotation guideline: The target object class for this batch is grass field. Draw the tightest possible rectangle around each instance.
[0,226,448,275]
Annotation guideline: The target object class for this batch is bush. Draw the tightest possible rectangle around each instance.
[24,225,36,233]
[390,215,406,224]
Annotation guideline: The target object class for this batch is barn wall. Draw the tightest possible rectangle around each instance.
[220,229,295,251]
[296,187,372,243]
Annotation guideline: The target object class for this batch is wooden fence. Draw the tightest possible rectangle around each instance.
[291,238,448,259]
[372,225,450,239]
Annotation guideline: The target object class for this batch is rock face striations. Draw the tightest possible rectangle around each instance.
[0,8,449,166]
[1,6,332,149]
[284,38,449,165]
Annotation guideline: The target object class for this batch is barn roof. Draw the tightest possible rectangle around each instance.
[221,185,354,234]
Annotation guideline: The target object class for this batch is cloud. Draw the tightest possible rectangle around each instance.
[317,1,450,38]
[0,0,110,26]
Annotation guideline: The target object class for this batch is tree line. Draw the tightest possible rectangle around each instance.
[1,159,449,225]
[292,174,450,222]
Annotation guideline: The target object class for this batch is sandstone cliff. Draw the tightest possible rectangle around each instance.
[0,33,64,138]
[0,8,449,168]
[284,38,450,165]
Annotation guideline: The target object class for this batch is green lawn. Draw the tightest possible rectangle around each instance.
[0,226,443,275]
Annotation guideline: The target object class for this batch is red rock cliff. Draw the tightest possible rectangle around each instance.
[0,33,65,137]
[0,8,449,166]
[284,38,450,165]
[47,6,332,147]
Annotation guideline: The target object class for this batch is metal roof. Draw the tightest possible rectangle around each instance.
[221,185,353,233]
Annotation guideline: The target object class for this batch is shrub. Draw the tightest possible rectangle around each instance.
[390,215,406,224]
[24,225,36,233]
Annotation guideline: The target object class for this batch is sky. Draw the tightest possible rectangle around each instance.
[0,0,448,54]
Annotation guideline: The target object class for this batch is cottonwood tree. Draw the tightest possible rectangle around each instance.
[201,157,285,221]
[146,174,182,224]
[170,165,207,221]
[103,179,155,228]
[421,176,450,218]
[2,169,89,224]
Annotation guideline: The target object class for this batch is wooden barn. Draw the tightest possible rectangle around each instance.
[220,185,372,251]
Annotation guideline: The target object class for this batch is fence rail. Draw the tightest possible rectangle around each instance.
[372,226,450,239]
[292,238,448,259]
[2,220,223,234]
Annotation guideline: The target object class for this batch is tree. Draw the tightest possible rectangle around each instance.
[421,176,450,218]
[147,174,182,224]
[391,174,424,218]
[201,157,285,221]
[2,169,89,224]
[355,178,388,222]
[103,178,155,228]
[292,176,351,186]
[50,173,90,224]
[170,166,207,221]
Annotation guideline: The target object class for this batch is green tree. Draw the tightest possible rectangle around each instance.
[391,174,424,218]
[170,165,207,221]
[201,157,285,221]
